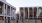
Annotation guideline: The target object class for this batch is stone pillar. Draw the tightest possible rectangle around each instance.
[32,8,34,19]
[37,7,38,19]
[23,8,25,23]
[19,8,20,20]
[28,8,29,19]
[23,8,25,19]
[3,3,5,23]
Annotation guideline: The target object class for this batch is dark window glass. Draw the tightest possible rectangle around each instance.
[7,6,10,15]
[25,8,28,19]
[29,8,33,17]
[8,17,10,20]
[34,7,37,17]
[38,7,42,19]
[38,7,42,17]
[20,8,23,20]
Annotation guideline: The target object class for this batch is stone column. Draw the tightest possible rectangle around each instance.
[23,8,25,23]
[32,8,34,19]
[19,9,21,20]
[19,11,20,20]
[23,8,25,19]
[37,7,38,19]
[28,8,29,19]
[3,3,5,23]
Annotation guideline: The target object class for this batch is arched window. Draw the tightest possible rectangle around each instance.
[20,8,24,20]
[29,7,33,17]
[38,7,42,19]
[25,8,28,19]
[34,7,37,17]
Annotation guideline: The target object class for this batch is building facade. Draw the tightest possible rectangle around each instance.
[19,7,42,23]
[0,0,16,23]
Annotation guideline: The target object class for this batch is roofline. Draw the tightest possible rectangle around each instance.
[20,6,42,8]
[0,1,15,8]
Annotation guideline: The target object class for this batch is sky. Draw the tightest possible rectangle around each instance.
[6,0,42,13]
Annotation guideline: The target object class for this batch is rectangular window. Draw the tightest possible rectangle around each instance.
[29,7,33,19]
[7,6,10,15]
[34,7,37,17]
[20,8,23,20]
[25,8,28,19]
[11,17,14,20]
[29,8,33,17]
[34,7,37,19]
[38,7,42,19]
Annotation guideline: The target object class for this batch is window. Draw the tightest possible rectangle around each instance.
[34,7,37,17]
[7,6,10,15]
[20,8,23,20]
[29,7,33,17]
[8,17,10,20]
[38,7,42,17]
[38,7,42,19]
[29,7,33,19]
[11,17,14,20]
[25,8,28,19]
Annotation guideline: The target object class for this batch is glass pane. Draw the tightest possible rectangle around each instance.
[29,7,33,19]
[29,8,33,17]
[20,8,23,20]
[38,7,42,19]
[25,8,28,19]
[34,7,37,17]
[8,17,10,20]
[7,6,10,15]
